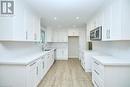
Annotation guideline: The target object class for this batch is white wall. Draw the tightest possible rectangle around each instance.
[0,42,42,59]
[92,41,130,58]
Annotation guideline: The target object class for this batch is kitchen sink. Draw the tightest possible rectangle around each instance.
[44,49,52,51]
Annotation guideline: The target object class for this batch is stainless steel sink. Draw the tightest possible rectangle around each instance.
[44,49,51,51]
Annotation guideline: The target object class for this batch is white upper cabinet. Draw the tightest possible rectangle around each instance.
[47,28,68,42]
[46,28,52,42]
[0,0,41,41]
[102,4,112,41]
[87,0,130,41]
[33,15,41,41]
[86,23,91,42]
[102,0,122,41]
[68,29,79,36]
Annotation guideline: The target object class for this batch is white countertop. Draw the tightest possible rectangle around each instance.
[92,56,130,65]
[0,49,56,65]
[83,50,111,58]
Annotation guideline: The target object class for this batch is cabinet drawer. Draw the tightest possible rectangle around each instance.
[92,59,104,79]
[92,72,104,87]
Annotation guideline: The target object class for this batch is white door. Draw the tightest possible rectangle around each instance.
[68,36,79,58]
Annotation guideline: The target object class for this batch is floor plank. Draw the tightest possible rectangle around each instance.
[38,59,93,87]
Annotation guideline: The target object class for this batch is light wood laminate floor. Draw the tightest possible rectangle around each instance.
[38,59,93,87]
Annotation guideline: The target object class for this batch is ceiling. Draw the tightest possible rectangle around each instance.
[26,0,105,28]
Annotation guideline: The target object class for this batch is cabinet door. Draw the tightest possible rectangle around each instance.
[0,0,25,41]
[102,5,112,41]
[43,54,49,75]
[24,8,34,41]
[63,48,68,59]
[53,30,68,42]
[13,0,25,40]
[0,17,14,40]
[33,15,40,41]
[36,59,42,84]
[102,0,122,41]
[87,23,91,42]
[111,0,122,40]
[40,57,45,78]
[122,0,130,40]
[28,61,37,87]
[96,12,104,27]
[56,48,61,59]
[47,29,52,42]
[60,31,68,42]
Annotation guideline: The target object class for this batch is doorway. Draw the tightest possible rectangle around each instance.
[68,36,79,59]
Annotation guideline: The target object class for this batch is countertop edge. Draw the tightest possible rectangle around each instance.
[0,49,56,66]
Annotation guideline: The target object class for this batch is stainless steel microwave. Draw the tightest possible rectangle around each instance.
[90,26,102,40]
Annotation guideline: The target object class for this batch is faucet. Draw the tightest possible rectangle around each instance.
[42,43,47,51]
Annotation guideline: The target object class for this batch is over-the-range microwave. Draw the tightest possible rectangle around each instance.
[90,26,102,41]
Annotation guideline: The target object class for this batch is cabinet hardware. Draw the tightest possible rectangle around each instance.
[42,62,44,69]
[26,31,28,40]
[94,70,100,75]
[29,62,36,66]
[106,29,110,39]
[34,33,37,40]
[94,80,99,87]
[108,29,110,39]
[94,61,99,65]
[36,66,38,75]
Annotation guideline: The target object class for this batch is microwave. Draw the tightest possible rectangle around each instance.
[90,26,102,40]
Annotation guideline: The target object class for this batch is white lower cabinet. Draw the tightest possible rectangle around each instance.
[92,58,130,87]
[81,51,102,72]
[0,50,55,87]
[56,48,68,60]
[27,61,38,87]
[27,58,45,87]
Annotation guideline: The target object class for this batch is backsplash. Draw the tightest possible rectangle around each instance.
[47,42,68,48]
[93,41,130,58]
[0,42,42,58]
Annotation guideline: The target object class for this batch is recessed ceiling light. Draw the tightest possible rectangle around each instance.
[54,17,57,20]
[76,17,80,20]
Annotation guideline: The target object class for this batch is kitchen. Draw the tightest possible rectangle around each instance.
[0,0,130,87]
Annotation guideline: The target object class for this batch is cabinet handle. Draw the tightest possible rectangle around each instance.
[30,62,36,66]
[94,70,100,75]
[42,61,44,69]
[106,30,109,39]
[94,61,99,65]
[36,66,38,75]
[26,32,28,40]
[94,80,99,87]
[34,33,37,40]
[106,29,110,39]
[108,29,110,39]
